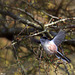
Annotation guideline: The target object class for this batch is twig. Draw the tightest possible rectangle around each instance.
[0,3,43,26]
[13,44,27,75]
[45,17,75,27]
[63,63,70,75]
[0,10,42,30]
[29,30,46,37]
[42,11,59,19]
[17,25,28,37]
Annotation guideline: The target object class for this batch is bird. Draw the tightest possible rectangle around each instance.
[40,30,71,63]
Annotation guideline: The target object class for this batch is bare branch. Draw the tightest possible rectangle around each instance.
[0,27,35,37]
[64,39,75,46]
[42,11,59,19]
[45,18,75,27]
[0,10,42,30]
[3,5,43,26]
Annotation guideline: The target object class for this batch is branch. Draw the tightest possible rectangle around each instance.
[64,39,75,46]
[0,10,42,30]
[23,1,59,19]
[0,27,35,37]
[3,5,43,26]
[65,25,75,29]
[42,11,59,19]
[45,17,75,27]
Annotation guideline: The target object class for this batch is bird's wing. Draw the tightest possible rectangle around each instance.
[52,30,65,46]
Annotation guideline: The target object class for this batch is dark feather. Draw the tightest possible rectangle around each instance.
[56,51,71,63]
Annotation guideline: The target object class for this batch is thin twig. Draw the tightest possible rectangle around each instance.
[45,17,75,27]
[17,25,28,37]
[42,11,59,19]
[29,30,46,37]
[1,4,43,26]
[63,63,70,75]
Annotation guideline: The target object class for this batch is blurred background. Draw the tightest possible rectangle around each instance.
[0,0,75,75]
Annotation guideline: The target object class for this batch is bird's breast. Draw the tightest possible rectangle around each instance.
[43,41,57,54]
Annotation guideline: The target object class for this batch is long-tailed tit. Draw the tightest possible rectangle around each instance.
[40,30,71,63]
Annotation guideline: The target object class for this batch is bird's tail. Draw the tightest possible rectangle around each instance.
[55,51,71,63]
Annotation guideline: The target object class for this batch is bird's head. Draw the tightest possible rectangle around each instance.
[40,37,48,43]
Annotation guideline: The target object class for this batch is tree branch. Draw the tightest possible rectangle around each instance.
[64,39,75,46]
[0,10,42,30]
[2,4,43,26]
[0,27,35,37]
[45,18,75,27]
